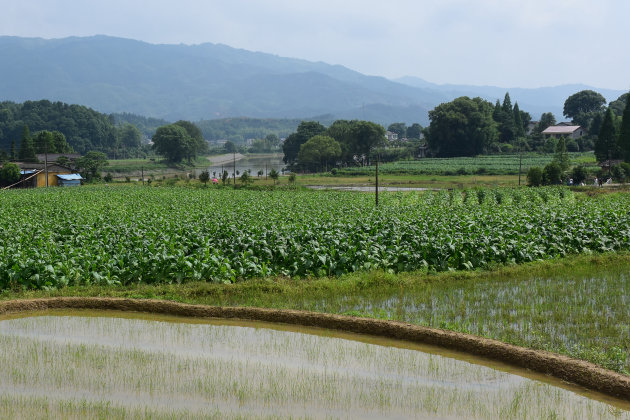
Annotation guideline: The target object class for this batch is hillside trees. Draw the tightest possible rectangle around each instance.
[33,130,73,154]
[18,125,36,162]
[427,97,497,157]
[0,100,143,158]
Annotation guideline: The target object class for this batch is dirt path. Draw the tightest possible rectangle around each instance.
[1,297,628,401]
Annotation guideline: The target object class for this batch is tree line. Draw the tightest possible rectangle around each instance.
[425,90,630,161]
[282,120,389,172]
[0,100,144,159]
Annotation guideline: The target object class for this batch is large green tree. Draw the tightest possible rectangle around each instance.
[152,124,195,163]
[594,107,619,163]
[618,93,630,162]
[610,93,629,117]
[173,120,206,161]
[563,90,606,129]
[117,123,142,149]
[282,121,326,165]
[428,96,498,157]
[406,123,423,139]
[75,151,109,181]
[0,162,20,187]
[297,135,341,172]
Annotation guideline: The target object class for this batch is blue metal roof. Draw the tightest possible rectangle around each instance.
[20,170,36,175]
[56,174,83,181]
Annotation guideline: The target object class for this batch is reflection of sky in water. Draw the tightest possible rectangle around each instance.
[0,314,626,419]
[195,154,286,177]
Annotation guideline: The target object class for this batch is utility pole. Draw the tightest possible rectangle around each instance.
[233,151,236,186]
[44,138,49,187]
[518,141,523,186]
[375,154,379,207]
[141,166,144,186]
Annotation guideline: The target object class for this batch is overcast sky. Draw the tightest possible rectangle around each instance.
[2,0,629,90]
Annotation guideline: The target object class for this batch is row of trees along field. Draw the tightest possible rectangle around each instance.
[426,90,630,159]
[282,120,387,172]
[0,100,145,159]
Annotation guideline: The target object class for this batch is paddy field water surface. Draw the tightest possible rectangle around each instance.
[0,311,627,419]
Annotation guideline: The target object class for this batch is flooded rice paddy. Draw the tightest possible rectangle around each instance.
[0,310,627,419]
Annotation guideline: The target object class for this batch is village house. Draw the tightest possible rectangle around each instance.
[385,131,398,142]
[541,125,586,140]
[15,162,83,188]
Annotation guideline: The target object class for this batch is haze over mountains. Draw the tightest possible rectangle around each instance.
[0,35,625,126]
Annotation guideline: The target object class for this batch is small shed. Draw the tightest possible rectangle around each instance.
[56,173,84,187]
[16,163,78,188]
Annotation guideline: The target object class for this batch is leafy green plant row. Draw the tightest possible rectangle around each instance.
[335,152,596,176]
[0,186,627,290]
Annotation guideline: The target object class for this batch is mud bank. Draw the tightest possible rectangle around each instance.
[1,297,628,401]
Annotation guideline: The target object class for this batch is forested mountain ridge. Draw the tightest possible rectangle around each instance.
[0,35,436,124]
[0,35,624,126]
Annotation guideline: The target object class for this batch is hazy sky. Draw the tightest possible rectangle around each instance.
[2,0,629,89]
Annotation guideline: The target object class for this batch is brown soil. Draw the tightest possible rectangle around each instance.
[1,297,629,401]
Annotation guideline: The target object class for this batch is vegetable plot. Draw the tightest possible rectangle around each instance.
[0,187,628,290]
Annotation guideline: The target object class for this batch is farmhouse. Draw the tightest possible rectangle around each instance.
[541,125,586,140]
[385,131,398,142]
[16,163,83,188]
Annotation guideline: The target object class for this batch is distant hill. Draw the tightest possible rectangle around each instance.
[0,35,625,126]
[0,35,435,125]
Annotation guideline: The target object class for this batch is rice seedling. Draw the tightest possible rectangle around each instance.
[0,313,626,419]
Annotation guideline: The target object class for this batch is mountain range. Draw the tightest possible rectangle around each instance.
[0,35,625,126]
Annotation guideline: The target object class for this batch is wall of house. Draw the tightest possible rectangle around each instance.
[35,172,69,187]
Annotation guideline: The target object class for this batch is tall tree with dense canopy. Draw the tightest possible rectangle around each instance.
[594,108,619,163]
[173,120,206,161]
[563,90,606,129]
[152,124,194,163]
[297,135,341,172]
[282,121,326,165]
[618,93,630,162]
[75,151,109,181]
[428,97,498,157]
[513,102,525,138]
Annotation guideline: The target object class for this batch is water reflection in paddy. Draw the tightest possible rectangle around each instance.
[0,310,627,420]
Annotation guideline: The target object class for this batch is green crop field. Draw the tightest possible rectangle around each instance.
[336,152,597,176]
[0,186,628,291]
